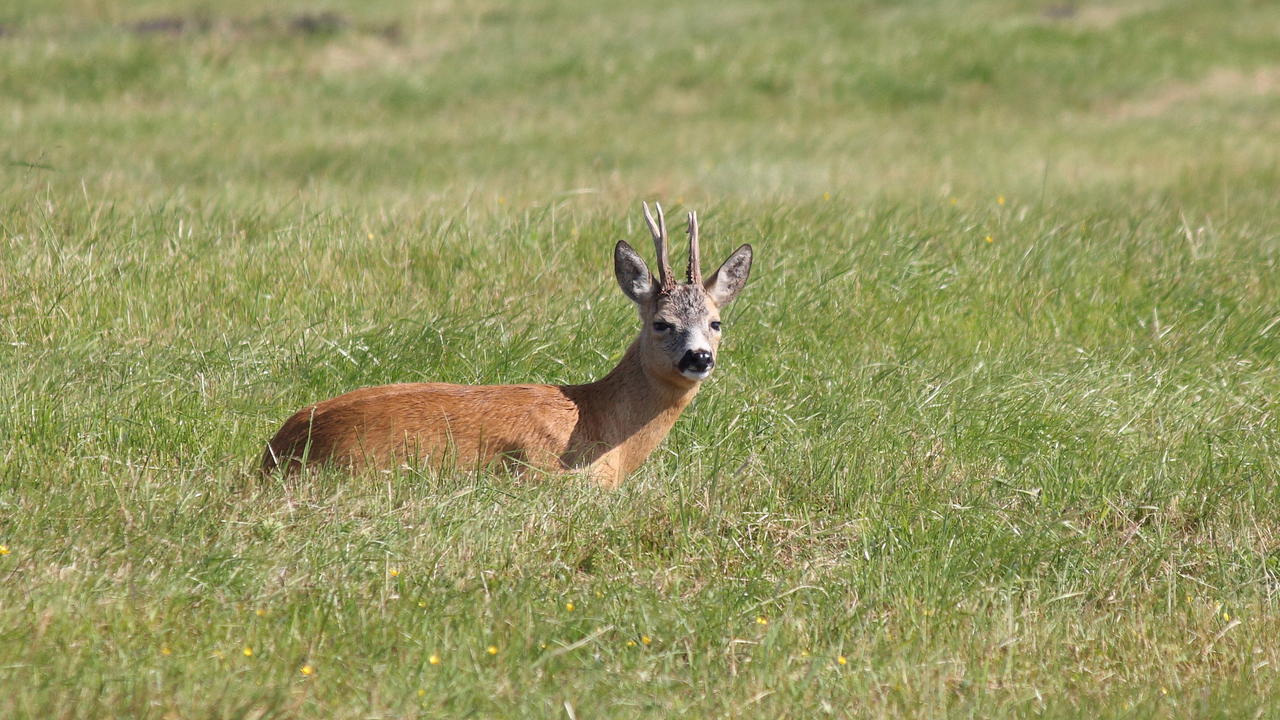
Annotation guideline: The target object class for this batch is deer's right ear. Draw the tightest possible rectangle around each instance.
[614,240,654,304]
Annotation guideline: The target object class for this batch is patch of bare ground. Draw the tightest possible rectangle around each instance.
[123,12,400,42]
[1039,2,1153,29]
[126,16,193,36]
[1108,67,1280,120]
[119,11,452,76]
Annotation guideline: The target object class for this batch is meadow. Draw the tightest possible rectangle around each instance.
[2,0,1279,717]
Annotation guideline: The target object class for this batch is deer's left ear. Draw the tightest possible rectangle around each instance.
[704,244,752,306]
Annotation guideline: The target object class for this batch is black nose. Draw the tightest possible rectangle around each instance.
[679,349,714,373]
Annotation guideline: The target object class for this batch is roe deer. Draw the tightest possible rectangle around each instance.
[261,203,753,488]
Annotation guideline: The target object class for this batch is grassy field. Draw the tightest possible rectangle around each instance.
[3,0,1280,717]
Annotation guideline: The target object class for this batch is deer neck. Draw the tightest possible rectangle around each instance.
[563,338,699,476]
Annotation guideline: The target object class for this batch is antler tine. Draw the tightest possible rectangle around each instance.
[642,201,675,293]
[686,211,702,285]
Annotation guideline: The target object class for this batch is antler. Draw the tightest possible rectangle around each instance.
[686,211,702,285]
[642,202,676,294]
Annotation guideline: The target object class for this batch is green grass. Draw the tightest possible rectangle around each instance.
[3,0,1280,717]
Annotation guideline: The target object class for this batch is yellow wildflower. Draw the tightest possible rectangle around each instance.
[429,654,441,665]
[756,616,768,626]
[389,568,400,578]
[242,646,254,657]
[300,664,315,676]
[641,635,651,645]
[997,195,1006,205]
[837,655,848,666]
[160,646,172,656]
[486,645,498,655]
[0,545,9,555]
[984,235,994,243]
[565,602,575,612]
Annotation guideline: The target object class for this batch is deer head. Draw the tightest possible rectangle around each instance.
[614,202,754,387]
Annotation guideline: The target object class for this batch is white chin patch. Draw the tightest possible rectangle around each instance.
[680,368,713,381]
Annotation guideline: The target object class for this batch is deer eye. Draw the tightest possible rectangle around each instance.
[653,321,673,332]
[710,321,722,331]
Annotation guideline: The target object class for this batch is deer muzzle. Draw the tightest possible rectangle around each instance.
[679,349,714,378]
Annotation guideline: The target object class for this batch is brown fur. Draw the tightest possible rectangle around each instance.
[261,340,698,487]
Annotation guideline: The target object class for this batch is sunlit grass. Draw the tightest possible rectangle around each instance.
[2,0,1279,717]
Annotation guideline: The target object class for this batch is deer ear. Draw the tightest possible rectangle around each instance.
[704,244,753,306]
[614,240,654,304]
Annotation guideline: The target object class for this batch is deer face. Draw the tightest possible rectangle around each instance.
[615,203,753,386]
[647,284,723,382]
